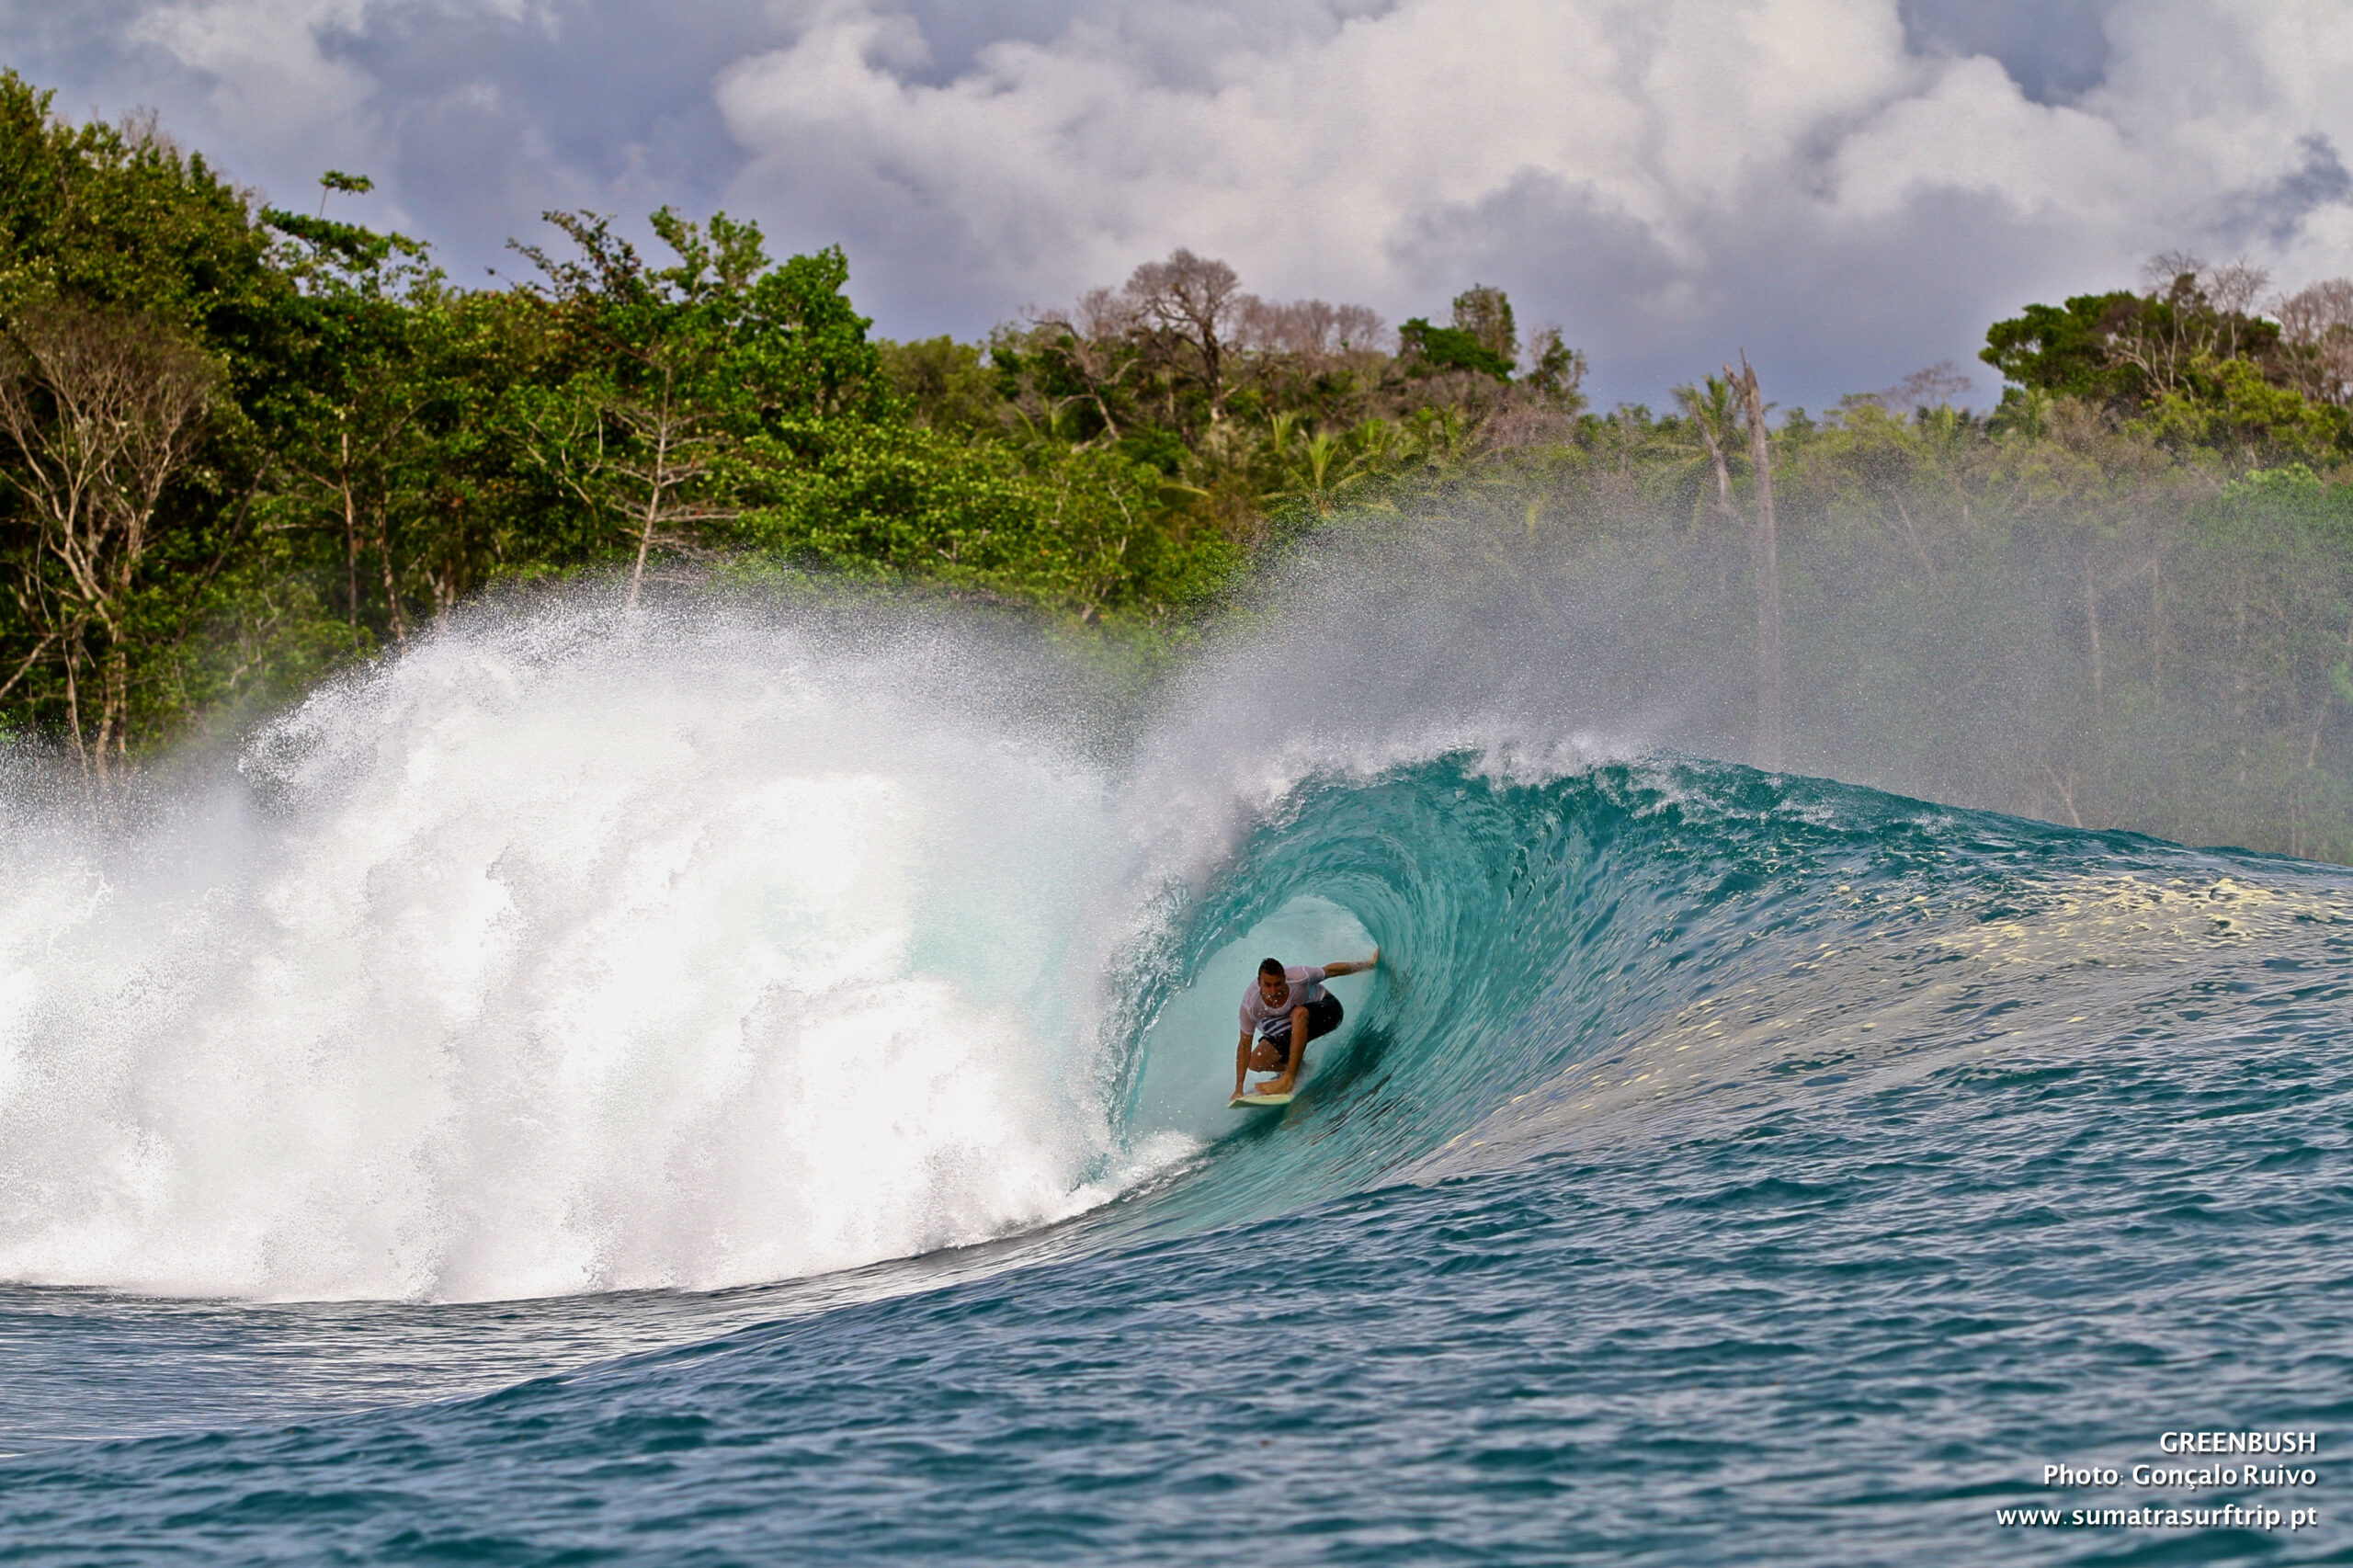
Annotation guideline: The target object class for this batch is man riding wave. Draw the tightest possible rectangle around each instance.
[1234,949,1378,1101]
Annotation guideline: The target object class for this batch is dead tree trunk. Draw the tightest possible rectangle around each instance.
[2085,552,2104,706]
[340,425,361,633]
[1732,354,1783,771]
[377,500,408,645]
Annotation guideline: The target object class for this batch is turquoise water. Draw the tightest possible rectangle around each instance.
[1,615,2347,1562]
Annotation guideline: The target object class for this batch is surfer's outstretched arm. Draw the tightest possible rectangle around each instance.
[1322,948,1379,978]
[1233,1029,1254,1100]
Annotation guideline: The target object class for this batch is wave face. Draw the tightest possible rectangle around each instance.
[1115,750,2353,1231]
[5,595,2353,1564]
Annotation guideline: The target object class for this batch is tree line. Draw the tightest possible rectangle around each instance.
[5,70,2353,863]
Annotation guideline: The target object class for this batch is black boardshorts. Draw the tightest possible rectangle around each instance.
[1263,992,1344,1070]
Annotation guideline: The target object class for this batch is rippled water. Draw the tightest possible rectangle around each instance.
[2,607,2347,1563]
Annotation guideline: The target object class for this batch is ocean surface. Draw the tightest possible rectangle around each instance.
[0,603,2347,1564]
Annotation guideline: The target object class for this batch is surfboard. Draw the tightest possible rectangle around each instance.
[1231,1091,1295,1108]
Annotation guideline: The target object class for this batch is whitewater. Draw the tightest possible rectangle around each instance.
[1,581,2347,1564]
[0,604,1161,1302]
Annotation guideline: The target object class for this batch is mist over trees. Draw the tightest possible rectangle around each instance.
[3,69,2353,862]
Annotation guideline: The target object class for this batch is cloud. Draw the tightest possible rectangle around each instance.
[0,0,779,280]
[1897,0,2119,104]
[711,0,2353,403]
[5,0,2351,405]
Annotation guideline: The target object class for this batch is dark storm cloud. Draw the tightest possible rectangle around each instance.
[1897,0,2120,104]
[2219,133,2353,249]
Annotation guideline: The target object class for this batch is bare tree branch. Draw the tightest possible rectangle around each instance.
[0,304,216,780]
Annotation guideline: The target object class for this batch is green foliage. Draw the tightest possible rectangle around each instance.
[1983,262,2350,465]
[0,70,278,338]
[1449,285,1518,367]
[1523,327,1587,410]
[879,335,1007,434]
[6,75,2353,873]
[737,423,1233,620]
[0,77,1271,771]
[1981,291,2149,403]
[1398,318,1514,381]
[2127,356,2352,467]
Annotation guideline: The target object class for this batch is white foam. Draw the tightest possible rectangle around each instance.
[0,604,1156,1302]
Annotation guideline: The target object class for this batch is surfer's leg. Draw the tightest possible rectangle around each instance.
[1248,1036,1291,1074]
[1302,994,1344,1044]
[1264,998,1341,1087]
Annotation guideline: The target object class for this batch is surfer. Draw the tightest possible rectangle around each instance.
[1234,949,1378,1101]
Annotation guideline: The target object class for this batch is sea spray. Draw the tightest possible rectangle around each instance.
[0,601,1157,1301]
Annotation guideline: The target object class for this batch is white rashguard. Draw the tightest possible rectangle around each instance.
[1239,965,1329,1041]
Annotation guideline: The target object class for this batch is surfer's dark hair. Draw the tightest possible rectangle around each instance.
[1259,958,1286,978]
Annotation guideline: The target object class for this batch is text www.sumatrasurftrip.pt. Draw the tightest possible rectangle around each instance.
[1997,1431,2322,1532]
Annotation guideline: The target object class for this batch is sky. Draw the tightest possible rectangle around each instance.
[4,0,2350,410]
